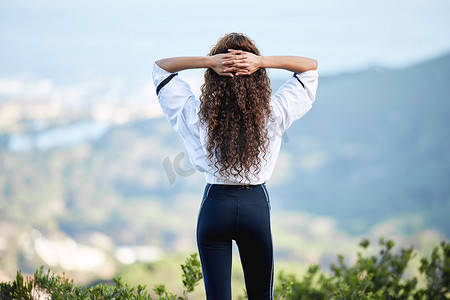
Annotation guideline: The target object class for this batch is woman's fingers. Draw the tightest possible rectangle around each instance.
[223,64,250,72]
[222,55,247,63]
[223,67,237,73]
[222,60,241,66]
[235,70,249,76]
[228,49,244,54]
[222,58,248,67]
[222,53,237,59]
[223,67,244,74]
[223,63,249,69]
[223,51,245,58]
[223,50,247,60]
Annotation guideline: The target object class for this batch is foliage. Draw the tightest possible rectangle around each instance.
[180,253,203,295]
[0,240,449,299]
[415,241,450,299]
[0,253,203,300]
[153,253,203,300]
[273,238,450,300]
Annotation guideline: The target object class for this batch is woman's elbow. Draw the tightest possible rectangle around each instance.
[155,59,165,69]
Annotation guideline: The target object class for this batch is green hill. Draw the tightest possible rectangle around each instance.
[270,52,450,234]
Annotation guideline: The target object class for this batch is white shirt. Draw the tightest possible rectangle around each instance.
[152,63,319,185]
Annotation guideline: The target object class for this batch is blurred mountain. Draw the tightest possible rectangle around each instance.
[270,52,450,234]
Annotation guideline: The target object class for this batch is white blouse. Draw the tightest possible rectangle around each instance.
[152,63,319,185]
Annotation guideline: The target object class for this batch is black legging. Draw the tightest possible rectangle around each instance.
[196,183,273,300]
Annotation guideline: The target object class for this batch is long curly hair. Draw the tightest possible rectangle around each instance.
[199,33,272,183]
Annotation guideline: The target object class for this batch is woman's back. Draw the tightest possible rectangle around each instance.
[153,32,318,299]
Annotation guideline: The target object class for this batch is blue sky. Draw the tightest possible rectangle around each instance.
[1,0,450,80]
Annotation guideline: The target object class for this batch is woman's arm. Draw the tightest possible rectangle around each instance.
[155,57,210,73]
[223,49,318,75]
[155,54,248,77]
[260,56,318,73]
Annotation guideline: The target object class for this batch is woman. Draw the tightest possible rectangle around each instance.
[153,33,318,300]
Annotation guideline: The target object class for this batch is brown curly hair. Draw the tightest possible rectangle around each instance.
[199,33,272,183]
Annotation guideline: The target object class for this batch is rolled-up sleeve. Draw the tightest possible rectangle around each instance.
[270,69,319,133]
[152,63,199,138]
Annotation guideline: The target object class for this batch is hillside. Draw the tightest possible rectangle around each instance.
[270,53,450,234]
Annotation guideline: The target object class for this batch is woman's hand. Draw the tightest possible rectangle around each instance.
[210,50,261,77]
[222,49,261,76]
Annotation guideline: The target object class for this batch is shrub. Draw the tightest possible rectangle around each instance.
[0,240,448,299]
[273,238,449,300]
[0,253,202,300]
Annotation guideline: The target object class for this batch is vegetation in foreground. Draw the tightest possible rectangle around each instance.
[0,238,449,299]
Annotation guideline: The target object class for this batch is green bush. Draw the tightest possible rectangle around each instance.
[0,240,448,299]
[273,238,449,300]
[0,253,202,300]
